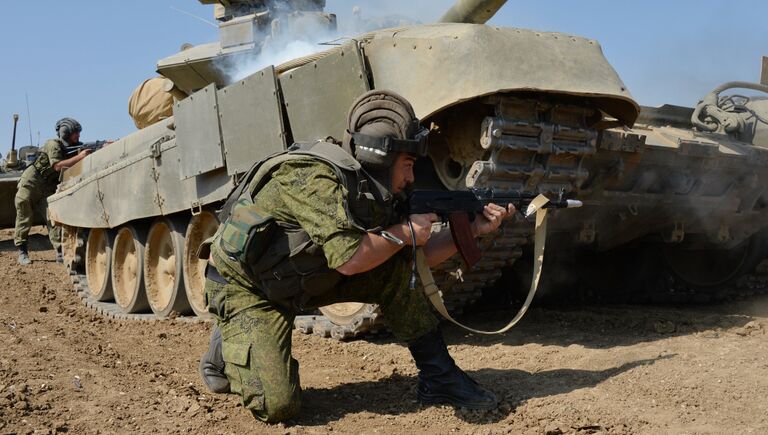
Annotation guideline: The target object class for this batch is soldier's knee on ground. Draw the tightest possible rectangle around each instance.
[233,362,302,423]
[223,338,302,423]
[253,388,302,423]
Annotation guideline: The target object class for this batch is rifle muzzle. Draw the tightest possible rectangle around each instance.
[565,200,583,208]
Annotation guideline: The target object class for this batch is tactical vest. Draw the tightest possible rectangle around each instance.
[32,139,67,183]
[212,140,396,309]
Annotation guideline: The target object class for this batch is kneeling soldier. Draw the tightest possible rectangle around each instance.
[199,90,514,422]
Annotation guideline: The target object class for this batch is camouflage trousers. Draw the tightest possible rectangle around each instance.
[13,179,60,250]
[204,252,438,423]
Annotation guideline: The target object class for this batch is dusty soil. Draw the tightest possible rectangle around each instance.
[2,228,768,435]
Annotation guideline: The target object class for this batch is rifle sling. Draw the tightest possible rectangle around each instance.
[416,194,550,335]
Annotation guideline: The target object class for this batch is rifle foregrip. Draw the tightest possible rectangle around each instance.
[448,212,481,270]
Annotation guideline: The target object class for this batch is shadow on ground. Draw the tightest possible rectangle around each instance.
[438,294,766,350]
[295,356,669,425]
[0,231,53,252]
[360,295,764,352]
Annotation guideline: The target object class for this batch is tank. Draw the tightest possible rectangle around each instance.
[47,0,768,338]
[0,114,39,229]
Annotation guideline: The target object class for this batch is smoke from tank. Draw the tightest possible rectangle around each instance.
[208,0,418,85]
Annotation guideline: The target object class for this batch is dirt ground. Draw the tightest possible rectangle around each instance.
[2,228,768,435]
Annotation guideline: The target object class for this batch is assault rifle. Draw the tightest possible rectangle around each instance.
[66,140,108,157]
[402,188,582,270]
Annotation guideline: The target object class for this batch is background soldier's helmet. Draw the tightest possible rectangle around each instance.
[342,90,429,172]
[55,117,82,141]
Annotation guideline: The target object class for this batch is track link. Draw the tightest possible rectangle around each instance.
[69,271,203,323]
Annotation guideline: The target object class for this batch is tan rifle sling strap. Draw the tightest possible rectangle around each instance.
[416,194,551,335]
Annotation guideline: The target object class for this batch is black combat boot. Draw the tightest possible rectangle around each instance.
[408,328,498,410]
[199,325,231,394]
[18,244,31,265]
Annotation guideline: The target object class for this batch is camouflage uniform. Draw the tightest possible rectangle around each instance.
[13,138,66,250]
[207,158,438,422]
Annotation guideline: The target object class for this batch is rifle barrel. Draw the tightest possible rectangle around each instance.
[405,189,582,217]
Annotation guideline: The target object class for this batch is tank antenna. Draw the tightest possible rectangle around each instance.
[170,6,217,28]
[25,92,33,147]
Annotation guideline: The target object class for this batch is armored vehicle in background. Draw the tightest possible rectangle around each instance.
[47,0,768,338]
[1,114,39,229]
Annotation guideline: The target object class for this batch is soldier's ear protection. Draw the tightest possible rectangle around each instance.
[350,126,429,159]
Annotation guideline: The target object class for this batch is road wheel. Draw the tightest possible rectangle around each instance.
[112,225,149,313]
[319,303,377,326]
[144,217,190,317]
[183,211,219,317]
[85,228,114,301]
[663,233,767,290]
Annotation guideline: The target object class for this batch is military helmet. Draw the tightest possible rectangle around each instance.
[342,90,428,171]
[55,117,82,141]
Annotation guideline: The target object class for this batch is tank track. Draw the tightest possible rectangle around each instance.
[295,314,386,340]
[67,271,203,323]
[648,258,768,305]
[64,233,768,328]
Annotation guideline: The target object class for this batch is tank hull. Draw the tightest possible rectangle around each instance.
[46,8,768,335]
[0,173,21,229]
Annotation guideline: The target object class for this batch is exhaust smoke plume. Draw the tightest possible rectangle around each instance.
[213,0,419,85]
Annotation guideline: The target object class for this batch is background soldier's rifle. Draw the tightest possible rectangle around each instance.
[66,140,108,157]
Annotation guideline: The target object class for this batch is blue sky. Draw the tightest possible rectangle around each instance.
[1,0,765,153]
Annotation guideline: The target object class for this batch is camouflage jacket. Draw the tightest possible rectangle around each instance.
[20,138,67,190]
[211,157,392,288]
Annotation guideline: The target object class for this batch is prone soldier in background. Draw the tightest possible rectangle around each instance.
[198,90,514,422]
[14,118,92,265]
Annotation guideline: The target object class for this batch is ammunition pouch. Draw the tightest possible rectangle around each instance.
[215,198,341,308]
[216,198,279,281]
[255,227,342,308]
[33,152,56,180]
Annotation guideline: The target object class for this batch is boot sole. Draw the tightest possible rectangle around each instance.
[417,392,498,411]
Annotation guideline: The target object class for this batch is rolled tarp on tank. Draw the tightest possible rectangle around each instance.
[128,77,180,129]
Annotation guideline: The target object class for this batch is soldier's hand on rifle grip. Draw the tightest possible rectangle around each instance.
[78,148,92,157]
[406,213,439,246]
[472,203,515,237]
